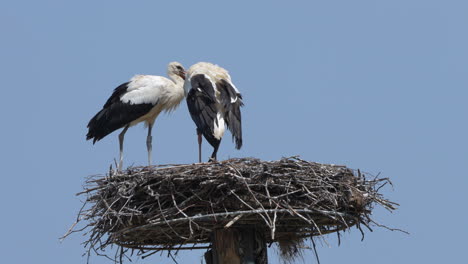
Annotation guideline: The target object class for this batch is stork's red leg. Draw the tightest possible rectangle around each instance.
[118,125,130,171]
[209,139,221,162]
[197,128,202,163]
[146,123,153,167]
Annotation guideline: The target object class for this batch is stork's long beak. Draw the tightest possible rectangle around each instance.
[179,71,186,80]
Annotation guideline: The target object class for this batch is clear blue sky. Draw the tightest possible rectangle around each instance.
[1,0,466,263]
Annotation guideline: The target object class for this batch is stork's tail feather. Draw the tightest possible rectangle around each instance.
[86,101,155,144]
[234,136,242,150]
[216,80,243,150]
[227,107,242,150]
[86,108,115,144]
[86,130,101,144]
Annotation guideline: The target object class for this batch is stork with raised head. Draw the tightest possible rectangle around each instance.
[86,62,186,170]
[184,62,243,162]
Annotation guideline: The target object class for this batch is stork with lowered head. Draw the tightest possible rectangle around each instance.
[184,62,243,162]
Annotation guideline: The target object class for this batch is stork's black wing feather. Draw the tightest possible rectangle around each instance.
[186,74,220,148]
[103,82,130,108]
[217,79,243,149]
[86,82,154,143]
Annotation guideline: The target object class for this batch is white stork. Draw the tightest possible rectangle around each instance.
[86,62,186,170]
[184,62,243,162]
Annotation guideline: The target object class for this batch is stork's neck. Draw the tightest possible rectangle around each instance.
[168,73,185,88]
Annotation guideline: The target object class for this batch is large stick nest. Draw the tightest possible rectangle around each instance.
[69,157,397,259]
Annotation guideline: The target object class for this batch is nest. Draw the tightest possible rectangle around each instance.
[68,157,397,260]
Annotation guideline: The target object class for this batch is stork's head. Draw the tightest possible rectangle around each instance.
[168,62,186,80]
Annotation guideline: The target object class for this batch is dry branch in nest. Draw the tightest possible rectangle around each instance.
[67,157,398,262]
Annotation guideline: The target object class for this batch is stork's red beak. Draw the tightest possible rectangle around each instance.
[179,71,186,80]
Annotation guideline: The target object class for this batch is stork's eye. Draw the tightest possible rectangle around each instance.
[176,66,183,70]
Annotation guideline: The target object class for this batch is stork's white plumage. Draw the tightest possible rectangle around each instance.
[184,62,243,162]
[86,62,186,170]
